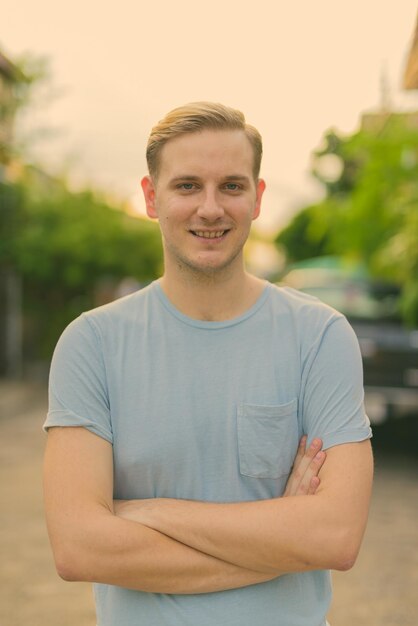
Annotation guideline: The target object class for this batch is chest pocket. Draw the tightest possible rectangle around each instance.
[237,399,298,479]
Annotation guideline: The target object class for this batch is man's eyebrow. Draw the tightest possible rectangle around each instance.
[169,176,201,184]
[223,175,251,183]
[169,175,251,182]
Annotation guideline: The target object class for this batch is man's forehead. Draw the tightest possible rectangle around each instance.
[157,129,254,175]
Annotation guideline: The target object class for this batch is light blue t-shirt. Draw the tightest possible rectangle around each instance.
[44,280,372,626]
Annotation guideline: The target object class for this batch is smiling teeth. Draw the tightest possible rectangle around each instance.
[194,230,225,239]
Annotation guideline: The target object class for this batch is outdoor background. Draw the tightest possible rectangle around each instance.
[1,2,418,624]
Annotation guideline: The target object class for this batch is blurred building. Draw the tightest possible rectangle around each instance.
[404,10,418,89]
[0,49,26,377]
[0,49,25,167]
[360,109,418,133]
[361,10,418,132]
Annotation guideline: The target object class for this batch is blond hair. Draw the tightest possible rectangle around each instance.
[146,102,263,180]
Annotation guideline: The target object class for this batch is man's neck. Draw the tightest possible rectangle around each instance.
[159,267,266,322]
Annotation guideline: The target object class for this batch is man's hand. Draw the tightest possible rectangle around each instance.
[283,437,326,497]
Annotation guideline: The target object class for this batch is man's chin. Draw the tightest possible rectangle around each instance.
[180,256,241,279]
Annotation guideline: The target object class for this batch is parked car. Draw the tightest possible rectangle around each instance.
[278,259,418,423]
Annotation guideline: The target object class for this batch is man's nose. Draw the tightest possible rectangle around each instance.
[196,190,225,220]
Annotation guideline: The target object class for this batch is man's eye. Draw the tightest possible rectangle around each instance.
[224,183,240,191]
[178,183,195,190]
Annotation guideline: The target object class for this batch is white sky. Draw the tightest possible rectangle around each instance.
[2,0,418,233]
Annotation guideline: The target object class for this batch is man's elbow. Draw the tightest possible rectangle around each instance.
[56,561,80,582]
[329,530,363,572]
[332,550,357,572]
[50,533,99,583]
[53,545,87,582]
[46,505,114,583]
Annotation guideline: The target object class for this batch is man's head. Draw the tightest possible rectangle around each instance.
[142,103,266,280]
[146,102,263,181]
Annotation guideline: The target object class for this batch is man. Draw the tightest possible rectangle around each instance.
[43,102,373,626]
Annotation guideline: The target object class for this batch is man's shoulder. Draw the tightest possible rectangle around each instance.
[53,283,158,354]
[263,282,354,351]
[82,281,157,326]
[267,282,343,324]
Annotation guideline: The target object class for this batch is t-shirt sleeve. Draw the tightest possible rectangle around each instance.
[300,315,372,450]
[43,313,113,444]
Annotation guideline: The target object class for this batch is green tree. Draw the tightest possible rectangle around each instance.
[2,171,163,361]
[275,116,418,325]
[1,51,164,366]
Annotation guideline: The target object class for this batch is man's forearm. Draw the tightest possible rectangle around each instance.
[115,496,323,574]
[115,441,373,575]
[113,438,329,575]
[55,508,277,593]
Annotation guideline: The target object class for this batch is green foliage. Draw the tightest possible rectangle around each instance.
[1,174,163,359]
[275,203,331,262]
[275,115,418,326]
[0,180,25,263]
[0,50,163,364]
[15,183,162,286]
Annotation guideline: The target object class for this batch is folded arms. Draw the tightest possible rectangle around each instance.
[44,426,373,593]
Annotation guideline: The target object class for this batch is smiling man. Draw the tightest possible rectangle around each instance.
[43,102,373,626]
[142,127,264,286]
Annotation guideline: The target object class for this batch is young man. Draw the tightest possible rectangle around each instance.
[43,102,373,626]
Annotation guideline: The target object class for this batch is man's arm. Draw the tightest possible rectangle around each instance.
[44,426,281,594]
[44,427,325,593]
[115,440,373,575]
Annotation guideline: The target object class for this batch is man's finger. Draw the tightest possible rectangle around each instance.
[297,450,326,495]
[283,436,308,496]
[308,476,320,495]
[296,438,323,477]
[283,438,325,497]
[293,435,308,469]
[290,438,323,489]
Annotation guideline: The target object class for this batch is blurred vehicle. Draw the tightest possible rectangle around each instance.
[278,257,418,423]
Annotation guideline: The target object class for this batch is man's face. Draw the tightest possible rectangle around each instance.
[142,129,265,278]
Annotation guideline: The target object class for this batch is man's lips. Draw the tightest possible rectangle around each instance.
[189,229,230,239]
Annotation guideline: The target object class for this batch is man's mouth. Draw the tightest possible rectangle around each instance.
[190,230,229,239]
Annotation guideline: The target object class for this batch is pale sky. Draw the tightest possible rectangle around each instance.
[2,0,418,233]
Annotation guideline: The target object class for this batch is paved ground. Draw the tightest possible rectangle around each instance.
[1,380,417,626]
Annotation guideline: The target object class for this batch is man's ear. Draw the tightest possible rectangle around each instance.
[141,176,158,219]
[252,178,266,221]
